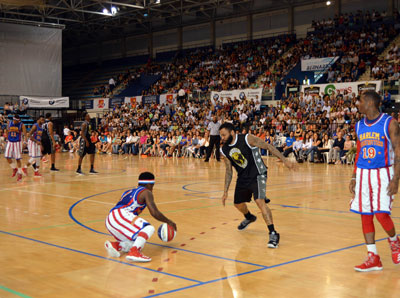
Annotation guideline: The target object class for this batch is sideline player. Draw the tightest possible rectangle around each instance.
[104,172,177,262]
[219,122,295,248]
[41,113,59,171]
[76,112,97,175]
[24,115,45,177]
[349,91,400,271]
[4,114,27,182]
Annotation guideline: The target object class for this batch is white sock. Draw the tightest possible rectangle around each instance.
[389,235,398,241]
[17,168,23,174]
[366,244,378,255]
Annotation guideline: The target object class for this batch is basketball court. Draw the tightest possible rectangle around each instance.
[1,155,399,297]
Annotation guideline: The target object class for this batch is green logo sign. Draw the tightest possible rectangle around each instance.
[324,84,336,95]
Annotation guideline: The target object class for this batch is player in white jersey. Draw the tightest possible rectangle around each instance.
[349,91,400,272]
[104,172,177,262]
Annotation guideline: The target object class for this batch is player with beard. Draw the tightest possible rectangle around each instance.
[219,122,295,248]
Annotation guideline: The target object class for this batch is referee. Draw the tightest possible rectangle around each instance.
[205,116,221,162]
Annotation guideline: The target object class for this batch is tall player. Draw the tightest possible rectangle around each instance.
[219,122,295,248]
[350,91,400,271]
[76,112,97,175]
[4,114,27,182]
[24,115,45,177]
[41,113,59,171]
[104,172,177,262]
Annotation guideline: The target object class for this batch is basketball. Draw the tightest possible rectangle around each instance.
[157,223,176,242]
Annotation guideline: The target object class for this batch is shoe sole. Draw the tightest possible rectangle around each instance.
[104,241,121,258]
[126,256,151,262]
[89,172,98,175]
[354,266,383,272]
[268,244,279,248]
[76,172,84,175]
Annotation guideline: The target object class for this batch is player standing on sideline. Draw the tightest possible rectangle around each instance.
[349,91,400,272]
[76,112,98,175]
[104,172,177,262]
[219,123,295,248]
[24,115,45,177]
[41,113,59,171]
[4,114,27,182]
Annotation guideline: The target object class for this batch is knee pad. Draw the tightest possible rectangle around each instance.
[138,225,155,240]
[361,214,375,234]
[375,213,394,232]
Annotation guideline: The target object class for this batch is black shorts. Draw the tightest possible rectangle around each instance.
[78,139,96,157]
[234,174,267,204]
[41,138,54,155]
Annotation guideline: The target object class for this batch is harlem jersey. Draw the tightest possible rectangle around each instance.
[110,186,147,215]
[221,134,267,185]
[356,113,394,169]
[32,123,43,142]
[7,121,22,142]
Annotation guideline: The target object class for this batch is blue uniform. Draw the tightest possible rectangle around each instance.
[356,113,393,169]
[110,186,147,215]
[32,123,43,142]
[7,121,22,142]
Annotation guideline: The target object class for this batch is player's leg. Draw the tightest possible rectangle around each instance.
[352,169,383,271]
[76,140,86,174]
[234,186,256,230]
[15,142,23,181]
[88,141,98,174]
[50,142,59,171]
[5,142,18,177]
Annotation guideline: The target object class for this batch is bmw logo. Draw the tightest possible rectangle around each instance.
[22,98,29,105]
[213,94,219,100]
[49,100,55,105]
[239,92,245,100]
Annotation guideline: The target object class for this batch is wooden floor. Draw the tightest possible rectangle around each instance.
[1,153,399,298]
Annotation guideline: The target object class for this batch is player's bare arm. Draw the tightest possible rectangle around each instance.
[22,124,27,146]
[247,134,295,170]
[388,119,400,196]
[222,157,233,206]
[80,122,89,147]
[349,140,359,195]
[142,190,177,231]
[48,122,56,146]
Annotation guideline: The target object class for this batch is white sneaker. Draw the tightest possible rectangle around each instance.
[104,240,121,258]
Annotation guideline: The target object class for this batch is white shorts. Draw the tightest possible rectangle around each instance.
[28,140,42,158]
[4,141,22,160]
[350,167,394,215]
[105,208,150,242]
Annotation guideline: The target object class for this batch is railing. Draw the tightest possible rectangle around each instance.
[221,30,294,45]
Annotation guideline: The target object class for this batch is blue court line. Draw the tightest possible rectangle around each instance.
[68,189,268,268]
[143,235,394,298]
[0,230,201,284]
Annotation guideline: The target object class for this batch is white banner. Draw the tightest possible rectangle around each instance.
[124,96,142,105]
[159,94,177,105]
[300,81,382,97]
[210,88,262,105]
[93,98,109,109]
[19,96,69,108]
[301,57,339,71]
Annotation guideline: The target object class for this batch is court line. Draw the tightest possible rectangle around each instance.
[142,236,394,298]
[0,284,32,298]
[0,230,202,284]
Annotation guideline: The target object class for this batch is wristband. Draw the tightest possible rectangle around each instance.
[351,178,356,180]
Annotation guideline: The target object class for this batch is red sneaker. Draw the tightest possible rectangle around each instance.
[104,240,121,258]
[16,173,23,182]
[11,168,18,177]
[388,237,400,264]
[22,168,28,176]
[126,246,151,262]
[354,252,383,272]
[34,171,42,177]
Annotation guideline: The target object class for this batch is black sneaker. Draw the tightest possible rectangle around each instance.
[76,169,84,175]
[237,215,257,230]
[89,169,99,175]
[268,231,280,248]
[50,167,60,172]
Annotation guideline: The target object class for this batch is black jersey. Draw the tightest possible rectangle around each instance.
[221,134,267,185]
[42,119,52,141]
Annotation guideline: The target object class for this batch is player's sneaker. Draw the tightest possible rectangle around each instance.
[104,240,121,258]
[16,173,22,182]
[388,237,400,264]
[11,168,18,177]
[237,215,257,230]
[268,231,280,248]
[354,252,383,272]
[34,171,42,177]
[126,247,151,262]
[22,167,28,176]
[89,169,99,175]
[50,167,59,172]
[76,169,84,175]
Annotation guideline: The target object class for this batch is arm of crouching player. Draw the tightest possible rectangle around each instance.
[388,119,400,196]
[142,190,177,231]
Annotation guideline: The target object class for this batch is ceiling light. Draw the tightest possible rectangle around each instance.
[326,1,332,5]
[111,6,117,15]
[103,8,109,14]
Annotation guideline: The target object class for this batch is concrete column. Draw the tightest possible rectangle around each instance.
[211,19,216,48]
[148,31,153,59]
[288,6,294,34]
[178,26,183,51]
[335,0,341,16]
[247,14,253,41]
[388,0,395,16]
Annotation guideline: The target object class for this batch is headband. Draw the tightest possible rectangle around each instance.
[13,117,19,121]
[138,179,155,184]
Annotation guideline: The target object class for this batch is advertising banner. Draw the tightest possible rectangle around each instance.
[301,57,339,71]
[301,81,382,97]
[19,96,69,108]
[210,88,262,104]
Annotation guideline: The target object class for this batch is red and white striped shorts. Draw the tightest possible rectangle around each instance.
[350,166,394,215]
[105,208,149,242]
[4,141,22,160]
[28,140,42,158]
